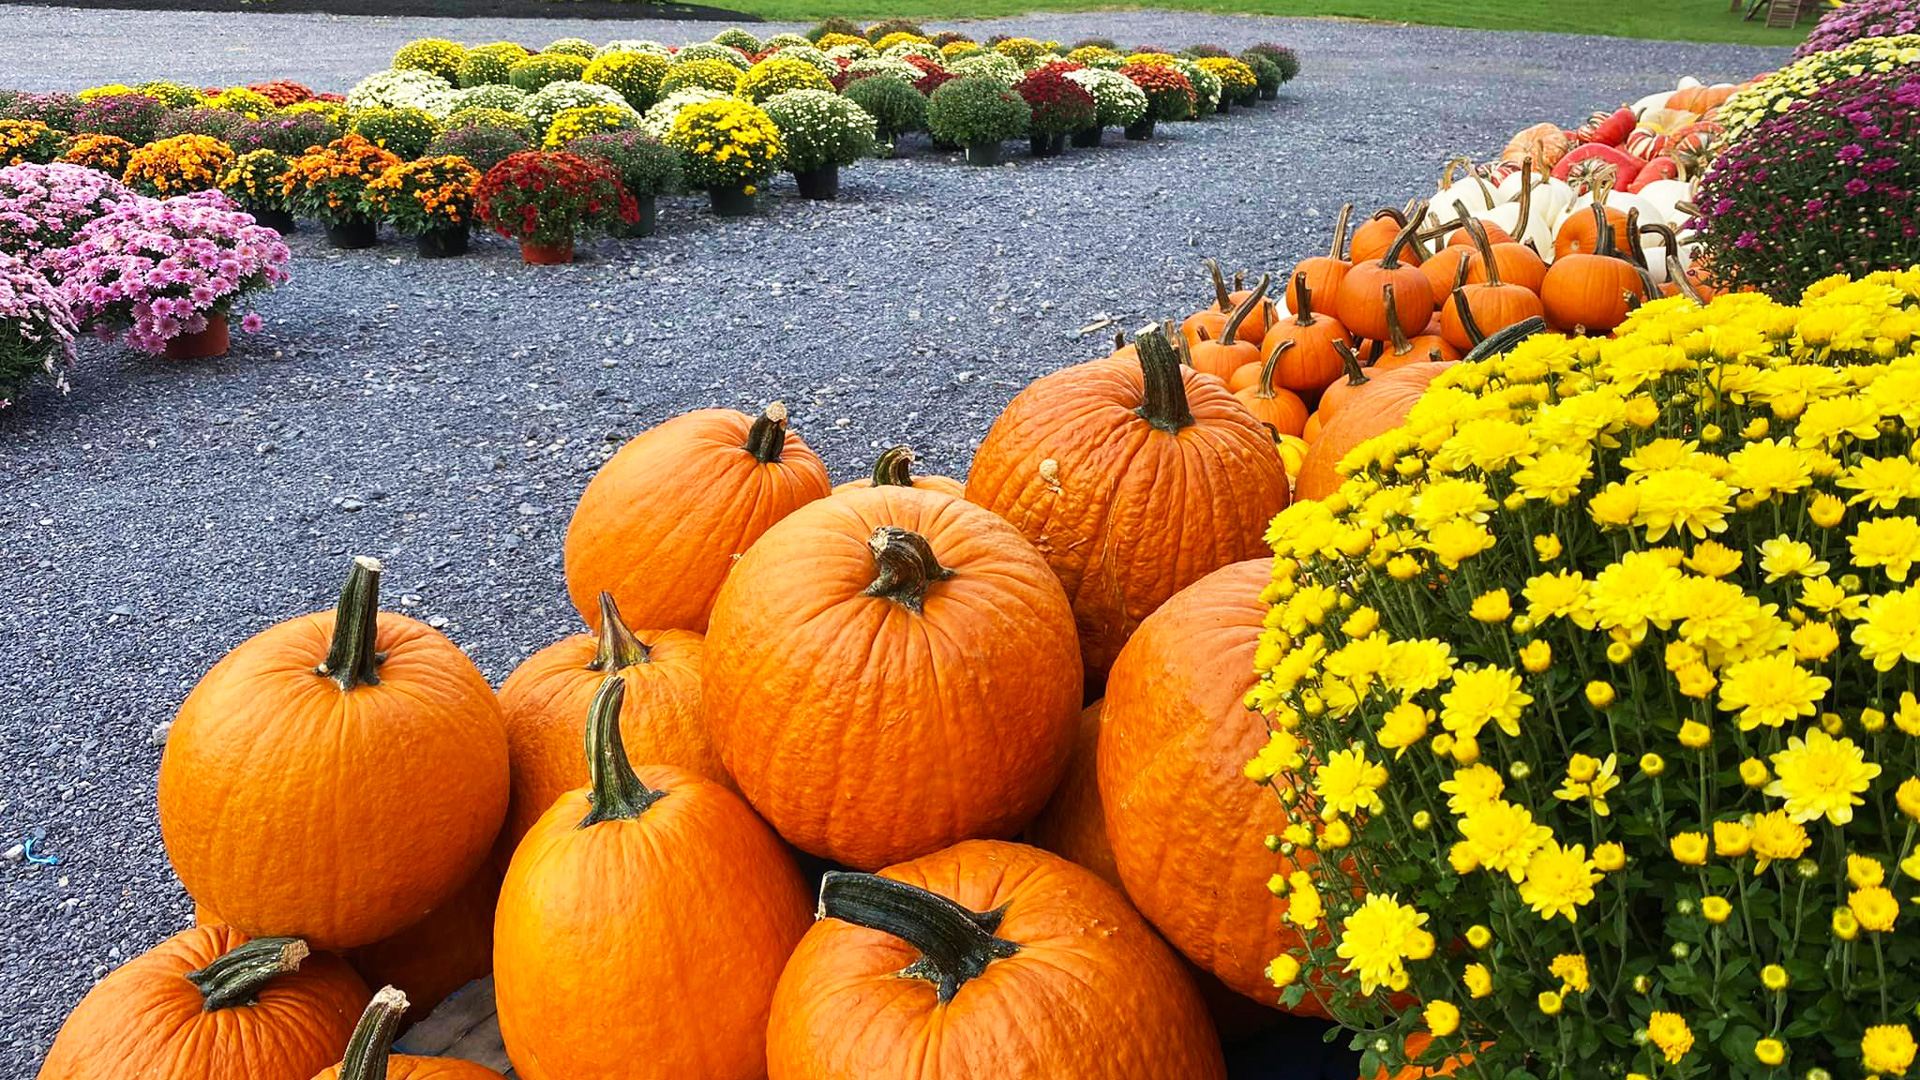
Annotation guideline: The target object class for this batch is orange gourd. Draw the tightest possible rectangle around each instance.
[1666,85,1734,113]
[39,927,370,1080]
[1542,202,1650,335]
[1188,273,1270,382]
[965,326,1288,686]
[159,557,508,950]
[1260,273,1354,393]
[704,486,1083,869]
[1364,283,1461,368]
[1233,346,1310,438]
[1420,241,1473,299]
[1098,560,1321,1009]
[1024,702,1120,889]
[1440,216,1546,352]
[1502,121,1570,169]
[767,841,1227,1080]
[1335,207,1436,344]
[1292,202,1352,308]
[312,986,501,1080]
[495,592,714,857]
[1350,204,1420,265]
[831,444,966,498]
[495,678,811,1080]
[563,402,831,634]
[1294,362,1453,501]
[344,867,499,1030]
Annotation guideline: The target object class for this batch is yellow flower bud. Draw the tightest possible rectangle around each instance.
[1670,831,1708,865]
[1761,964,1789,991]
[1586,681,1616,708]
[1534,534,1563,561]
[1834,908,1859,941]
[1519,639,1552,673]
[1266,954,1301,988]
[1678,720,1711,749]
[1754,1038,1785,1065]
[1714,820,1752,857]
[1701,896,1732,923]
[1537,990,1564,1016]
[1424,1000,1461,1038]
[1320,819,1352,849]
[1594,842,1627,871]
[1810,492,1846,528]
[1465,924,1492,949]
[1641,752,1666,777]
[1451,736,1482,765]
[1740,758,1770,788]
[1470,589,1512,623]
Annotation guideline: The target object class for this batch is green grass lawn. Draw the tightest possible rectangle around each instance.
[729,0,1815,46]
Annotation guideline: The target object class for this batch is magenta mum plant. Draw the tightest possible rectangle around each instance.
[1694,70,1920,299]
[0,162,139,274]
[0,250,78,406]
[1795,0,1920,59]
[52,192,291,353]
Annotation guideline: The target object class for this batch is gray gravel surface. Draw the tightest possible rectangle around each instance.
[0,5,1789,1069]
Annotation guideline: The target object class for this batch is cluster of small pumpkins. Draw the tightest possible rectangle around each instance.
[37,322,1338,1080]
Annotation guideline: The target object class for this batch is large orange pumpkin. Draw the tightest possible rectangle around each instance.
[767,841,1226,1080]
[1294,362,1452,502]
[344,866,499,1029]
[965,327,1288,685]
[312,986,501,1080]
[704,486,1082,869]
[495,591,713,858]
[1022,702,1119,888]
[1097,559,1321,1009]
[38,927,369,1080]
[832,444,966,498]
[159,557,509,950]
[563,402,831,634]
[496,677,811,1080]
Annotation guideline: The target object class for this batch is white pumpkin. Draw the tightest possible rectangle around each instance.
[1425,156,1503,232]
[1488,165,1569,254]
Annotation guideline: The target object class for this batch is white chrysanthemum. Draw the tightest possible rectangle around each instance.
[1065,67,1149,127]
[523,81,635,132]
[346,68,458,118]
[637,87,730,140]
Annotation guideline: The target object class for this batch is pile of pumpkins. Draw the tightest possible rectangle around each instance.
[1208,75,1745,506]
[38,325,1343,1080]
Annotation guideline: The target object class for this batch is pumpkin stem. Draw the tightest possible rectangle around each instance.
[1112,328,1126,353]
[1255,341,1290,401]
[1133,325,1195,433]
[1588,202,1622,261]
[817,871,1020,1004]
[1326,202,1352,260]
[1205,258,1231,312]
[1454,202,1503,288]
[743,402,790,465]
[870,445,918,487]
[1290,272,1318,327]
[185,936,310,1012]
[1332,340,1371,388]
[1667,254,1704,303]
[1451,287,1490,346]
[316,556,384,691]
[591,591,651,670]
[1379,202,1428,270]
[1438,154,1472,193]
[1515,157,1534,236]
[1218,273,1270,347]
[1232,269,1245,292]
[862,526,955,614]
[336,986,409,1080]
[1381,283,1416,357]
[1622,208,1648,268]
[579,676,665,827]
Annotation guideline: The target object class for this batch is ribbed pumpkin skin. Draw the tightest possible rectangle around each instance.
[495,627,715,856]
[832,474,967,498]
[344,865,499,1028]
[313,1057,502,1080]
[704,486,1082,870]
[494,766,811,1080]
[563,408,831,634]
[1295,363,1451,502]
[38,926,370,1080]
[766,841,1226,1080]
[1098,560,1320,1010]
[964,357,1287,684]
[1022,702,1121,889]
[159,612,509,950]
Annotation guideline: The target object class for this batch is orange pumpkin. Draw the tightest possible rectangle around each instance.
[1261,273,1354,393]
[1552,202,1633,261]
[495,591,713,858]
[563,402,831,634]
[1502,121,1570,169]
[1233,347,1311,438]
[496,677,811,1080]
[1542,202,1649,335]
[1349,205,1418,265]
[1023,702,1120,888]
[705,486,1083,869]
[1335,208,1436,344]
[965,326,1288,686]
[1313,341,1378,426]
[1666,84,1734,113]
[1419,241,1473,300]
[1181,258,1270,347]
[1364,283,1461,368]
[159,557,508,950]
[344,867,499,1029]
[1440,217,1546,352]
[1292,202,1352,308]
[1188,273,1270,381]
[832,444,966,498]
[1294,362,1452,501]
[1098,560,1321,1009]
[311,986,501,1080]
[767,841,1227,1080]
[39,927,369,1080]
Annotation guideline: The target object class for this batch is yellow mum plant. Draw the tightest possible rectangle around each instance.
[1252,269,1920,1079]
[664,98,782,193]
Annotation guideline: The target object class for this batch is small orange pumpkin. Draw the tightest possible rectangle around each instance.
[1349,205,1420,265]
[831,444,966,498]
[1542,202,1650,334]
[1260,273,1354,393]
[1666,84,1735,113]
[1292,202,1353,308]
[1232,345,1311,438]
[311,986,501,1080]
[1335,207,1436,344]
[1364,283,1461,368]
[1440,216,1546,352]
[1181,258,1270,346]
[1188,273,1271,382]
[39,928,369,1080]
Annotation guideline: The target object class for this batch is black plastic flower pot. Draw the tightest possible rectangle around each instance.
[1029,133,1066,158]
[250,207,296,234]
[963,141,1003,166]
[709,186,756,217]
[616,195,659,238]
[1070,126,1103,149]
[794,165,840,200]
[415,224,469,259]
[325,216,378,250]
[1215,98,1231,114]
[1260,87,1280,101]
[1124,119,1155,141]
[1239,91,1260,108]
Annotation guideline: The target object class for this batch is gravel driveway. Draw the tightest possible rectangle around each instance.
[0,5,1789,1069]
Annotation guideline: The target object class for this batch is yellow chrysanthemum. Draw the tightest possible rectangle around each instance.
[1765,729,1882,824]
[1439,666,1532,741]
[1333,894,1434,995]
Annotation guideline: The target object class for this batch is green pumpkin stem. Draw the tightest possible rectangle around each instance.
[185,936,310,1012]
[317,556,383,691]
[743,402,790,464]
[862,526,955,614]
[1382,283,1417,357]
[1290,273,1318,327]
[336,986,409,1080]
[817,871,1020,1004]
[1332,340,1371,388]
[1219,273,1271,347]
[579,676,665,827]
[1205,258,1231,311]
[1256,341,1291,401]
[590,591,651,670]
[870,445,918,487]
[1379,202,1428,269]
[1133,325,1195,433]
